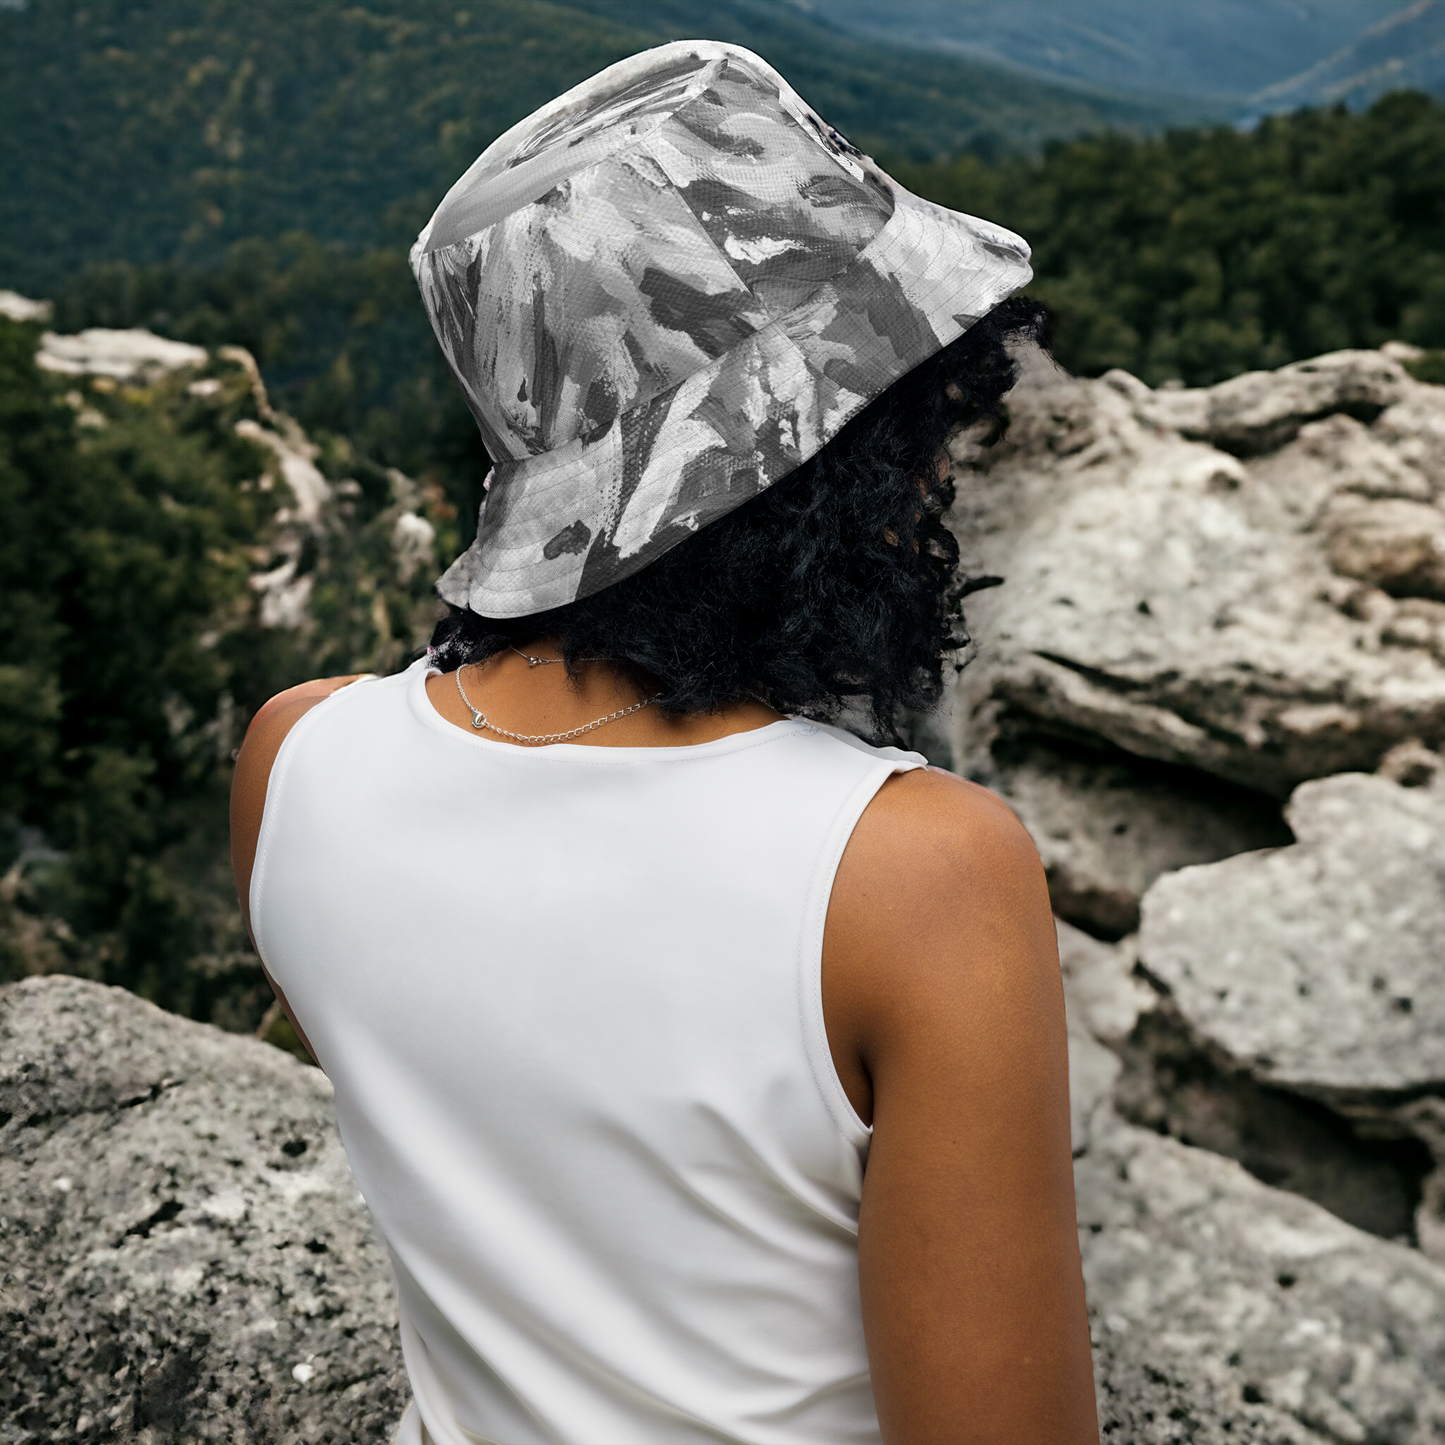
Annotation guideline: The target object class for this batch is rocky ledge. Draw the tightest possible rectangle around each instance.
[949,342,1445,937]
[9,920,1445,1444]
[1063,914,1445,1444]
[942,342,1445,1439]
[0,977,407,1443]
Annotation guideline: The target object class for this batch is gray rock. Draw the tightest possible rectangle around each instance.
[1267,412,1436,508]
[992,743,1290,938]
[0,291,52,325]
[950,349,1445,795]
[1111,998,1432,1244]
[1138,771,1445,1098]
[1375,385,1445,499]
[1060,916,1445,1439]
[1135,769,1445,1258]
[1324,495,1445,600]
[1136,349,1410,457]
[1377,738,1445,786]
[1078,1116,1445,1443]
[1059,918,1156,1050]
[10,964,1445,1444]
[1059,921,1155,1154]
[1382,601,1445,665]
[0,976,407,1443]
[35,328,208,382]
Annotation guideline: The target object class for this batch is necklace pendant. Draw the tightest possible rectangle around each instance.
[455,661,658,745]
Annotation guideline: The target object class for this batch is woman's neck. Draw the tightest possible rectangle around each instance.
[425,641,783,748]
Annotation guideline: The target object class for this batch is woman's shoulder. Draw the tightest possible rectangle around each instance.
[252,673,376,735]
[829,765,1051,996]
[238,673,379,785]
[859,766,1041,893]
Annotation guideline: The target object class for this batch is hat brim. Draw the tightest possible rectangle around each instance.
[438,184,1031,619]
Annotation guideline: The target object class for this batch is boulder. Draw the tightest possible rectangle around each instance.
[1381,601,1445,666]
[1323,495,1445,599]
[949,348,1445,798]
[1137,349,1410,456]
[35,328,208,381]
[1110,996,1434,1245]
[0,976,407,1442]
[10,957,1445,1444]
[987,742,1290,938]
[1135,766,1445,1257]
[1078,1117,1445,1443]
[1376,386,1445,497]
[1057,925,1445,1443]
[1059,917,1156,1051]
[1058,920,1155,1153]
[0,291,52,324]
[1138,770,1445,1099]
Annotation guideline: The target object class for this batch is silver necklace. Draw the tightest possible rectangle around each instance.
[510,645,563,667]
[455,664,658,745]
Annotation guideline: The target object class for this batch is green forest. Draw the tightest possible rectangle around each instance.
[0,316,453,1042]
[40,89,1445,549]
[3,0,1445,1038]
[0,0,1193,290]
[897,91,1445,386]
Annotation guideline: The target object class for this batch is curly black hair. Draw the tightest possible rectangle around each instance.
[429,296,1046,736]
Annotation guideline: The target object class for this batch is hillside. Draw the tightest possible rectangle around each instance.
[0,0,1190,296]
[1250,0,1445,116]
[36,90,1445,529]
[808,0,1434,113]
[0,314,452,1031]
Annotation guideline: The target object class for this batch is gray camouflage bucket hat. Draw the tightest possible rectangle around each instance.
[413,39,1032,619]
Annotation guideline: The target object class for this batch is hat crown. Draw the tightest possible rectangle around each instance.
[412,42,896,464]
[414,41,1030,619]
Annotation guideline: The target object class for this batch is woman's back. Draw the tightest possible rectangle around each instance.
[234,37,1099,1442]
[250,659,925,1444]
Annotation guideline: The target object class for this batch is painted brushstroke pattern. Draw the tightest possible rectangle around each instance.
[413,41,1031,618]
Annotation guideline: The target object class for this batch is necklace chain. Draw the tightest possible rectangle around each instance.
[455,664,658,745]
[510,645,562,667]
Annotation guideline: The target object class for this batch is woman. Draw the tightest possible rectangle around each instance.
[232,40,1098,1445]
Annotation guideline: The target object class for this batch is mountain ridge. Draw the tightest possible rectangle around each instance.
[0,0,1194,296]
[805,0,1437,114]
[1250,0,1445,115]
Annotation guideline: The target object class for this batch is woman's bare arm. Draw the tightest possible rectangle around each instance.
[824,769,1098,1444]
[229,675,369,1062]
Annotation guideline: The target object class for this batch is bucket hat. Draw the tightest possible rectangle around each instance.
[413,39,1031,619]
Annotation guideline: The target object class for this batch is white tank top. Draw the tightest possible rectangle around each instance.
[250,658,925,1445]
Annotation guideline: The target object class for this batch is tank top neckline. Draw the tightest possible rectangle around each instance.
[406,658,818,762]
